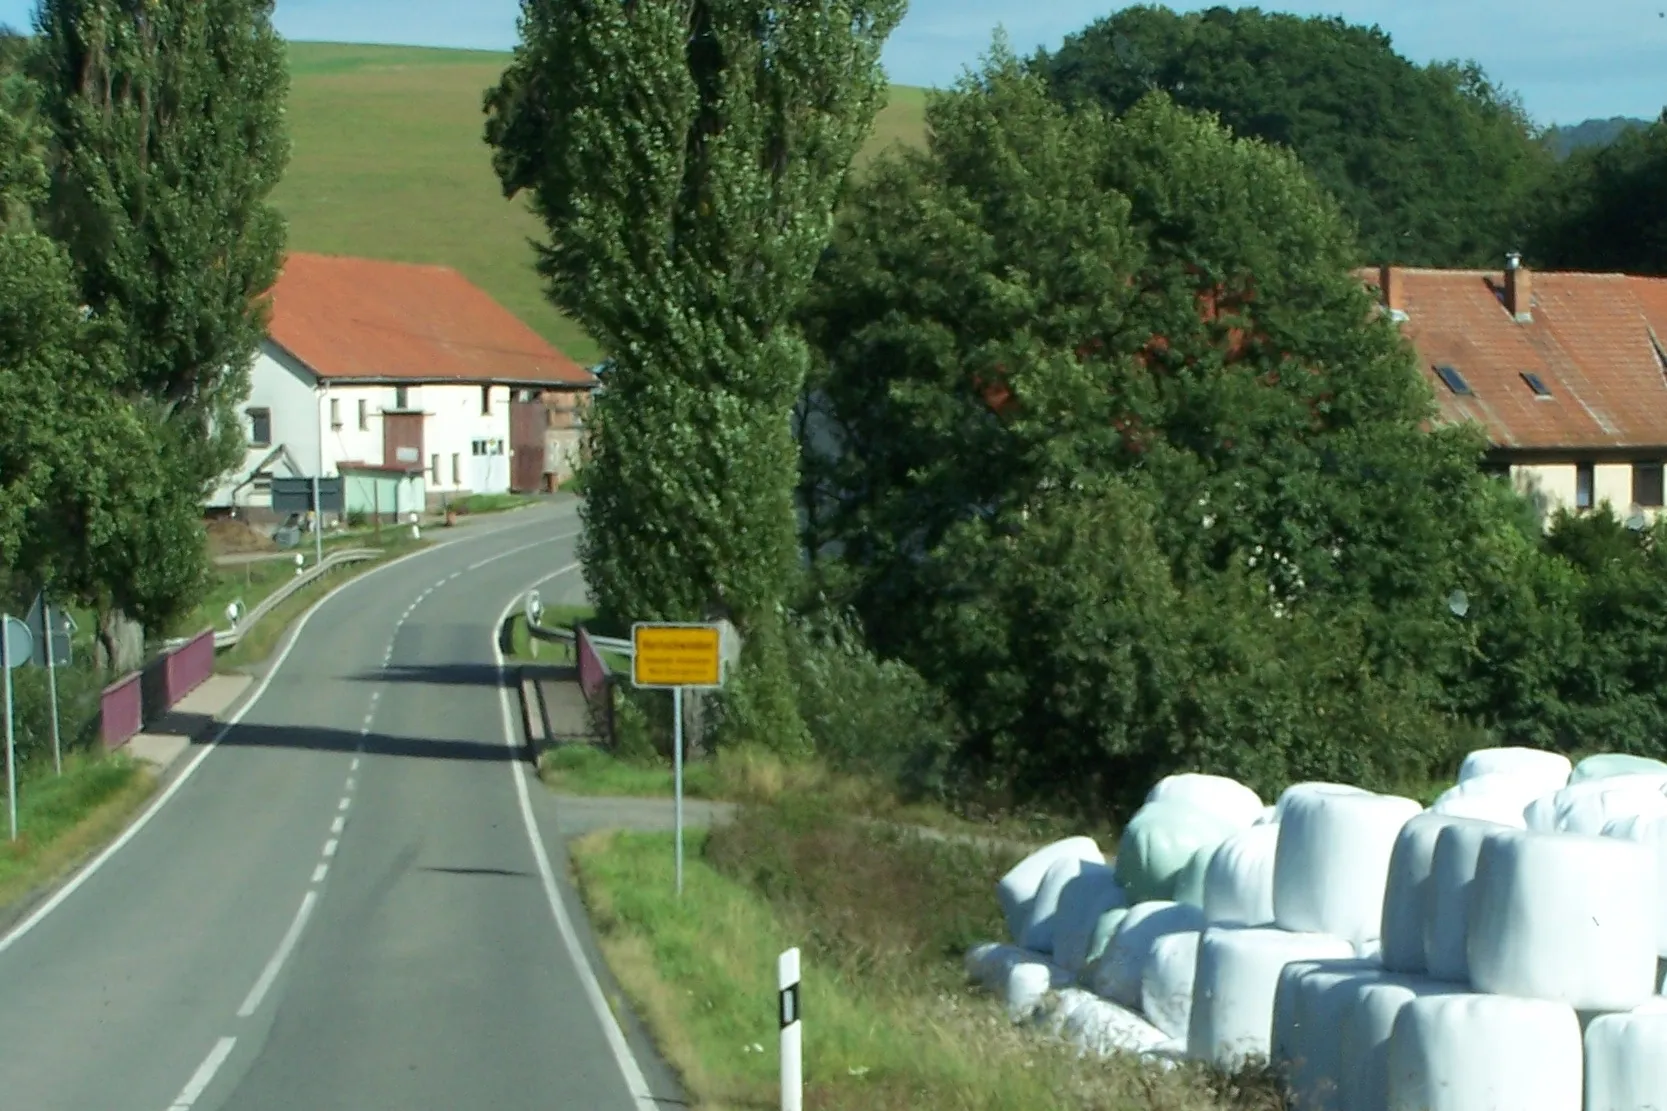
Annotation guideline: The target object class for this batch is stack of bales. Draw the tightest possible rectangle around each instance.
[965,752,1667,1110]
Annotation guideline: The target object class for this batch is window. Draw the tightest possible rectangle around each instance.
[395,386,410,410]
[452,453,461,485]
[430,453,440,484]
[1576,462,1595,510]
[481,385,492,415]
[248,408,271,446]
[1634,462,1665,508]
[1521,372,1552,399]
[329,397,342,430]
[357,399,368,431]
[1434,365,1473,397]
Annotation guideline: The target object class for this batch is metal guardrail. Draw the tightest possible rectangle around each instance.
[204,547,382,650]
[525,616,635,657]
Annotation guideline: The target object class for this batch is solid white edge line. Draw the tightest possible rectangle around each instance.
[490,567,657,1111]
[168,1035,237,1109]
[236,889,319,1018]
[0,505,574,958]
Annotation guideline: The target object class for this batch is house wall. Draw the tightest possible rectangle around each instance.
[419,383,513,504]
[1510,461,1666,524]
[320,384,398,474]
[207,343,319,510]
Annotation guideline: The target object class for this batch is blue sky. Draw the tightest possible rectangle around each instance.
[0,1,1662,125]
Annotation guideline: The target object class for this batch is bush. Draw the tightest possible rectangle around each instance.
[4,662,105,779]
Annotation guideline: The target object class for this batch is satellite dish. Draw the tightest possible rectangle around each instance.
[1447,589,1470,618]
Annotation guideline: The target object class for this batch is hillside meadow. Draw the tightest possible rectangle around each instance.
[277,41,929,365]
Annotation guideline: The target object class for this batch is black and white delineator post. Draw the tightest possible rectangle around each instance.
[779,947,802,1111]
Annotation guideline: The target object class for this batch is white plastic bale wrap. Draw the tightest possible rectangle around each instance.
[1172,844,1214,909]
[1004,959,1072,1021]
[1584,1001,1667,1111]
[1422,817,1504,984]
[1081,906,1131,976]
[1270,959,1381,1111]
[1468,827,1660,1010]
[1523,776,1667,836]
[1431,771,1547,827]
[966,942,1043,990]
[1458,746,1573,789]
[1379,813,1467,975]
[1571,753,1667,785]
[1046,988,1171,1056]
[996,836,1105,944]
[1273,790,1423,950]
[1253,804,1279,826]
[1115,800,1240,903]
[1274,782,1370,821]
[1020,854,1088,953]
[1186,926,1356,1070]
[1203,822,1280,927]
[1140,929,1201,1041]
[1146,773,1265,829]
[1338,974,1463,1111]
[1048,862,1128,976]
[1385,993,1583,1111]
[1603,812,1667,957]
[1090,901,1206,1008]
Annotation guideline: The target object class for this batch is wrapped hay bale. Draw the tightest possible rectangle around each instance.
[1468,827,1659,1010]
[1079,906,1132,979]
[1423,818,1501,983]
[1146,773,1265,829]
[1020,854,1093,953]
[1270,958,1382,1111]
[1089,900,1205,1008]
[996,836,1104,944]
[1523,776,1667,836]
[1171,844,1214,910]
[1004,959,1071,1021]
[965,942,1047,991]
[1273,790,1423,951]
[1457,746,1572,790]
[1602,812,1667,957]
[1203,822,1280,927]
[1338,973,1464,1111]
[1139,929,1201,1041]
[1570,753,1667,785]
[1584,1000,1667,1111]
[1274,782,1370,822]
[1379,813,1470,975]
[1114,800,1240,903]
[1049,988,1172,1057]
[1048,862,1128,976]
[1385,994,1582,1111]
[1186,926,1355,1070]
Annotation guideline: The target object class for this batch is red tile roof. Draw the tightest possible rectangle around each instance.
[1366,266,1667,451]
[266,252,593,387]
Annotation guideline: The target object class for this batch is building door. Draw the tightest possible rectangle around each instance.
[383,412,424,471]
[509,393,546,493]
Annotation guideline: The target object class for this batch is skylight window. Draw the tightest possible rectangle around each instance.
[1521,372,1552,398]
[1435,364,1473,397]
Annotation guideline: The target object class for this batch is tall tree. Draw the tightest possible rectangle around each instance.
[31,0,290,667]
[1037,5,1554,269]
[485,0,904,747]
[1532,115,1667,274]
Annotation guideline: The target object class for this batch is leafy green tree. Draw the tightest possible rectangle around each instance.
[485,0,904,749]
[1532,117,1667,274]
[1036,5,1554,269]
[801,47,1513,809]
[30,0,290,666]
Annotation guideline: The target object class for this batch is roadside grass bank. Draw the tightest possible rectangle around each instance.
[570,804,1284,1111]
[0,754,156,916]
[217,535,429,672]
[449,492,537,515]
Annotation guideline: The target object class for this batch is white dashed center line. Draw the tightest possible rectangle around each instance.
[311,863,329,884]
[322,838,338,858]
[331,815,345,835]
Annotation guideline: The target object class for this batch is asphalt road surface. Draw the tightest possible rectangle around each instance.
[0,501,670,1111]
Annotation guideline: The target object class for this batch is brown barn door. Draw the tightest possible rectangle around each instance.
[509,394,546,493]
[384,412,424,472]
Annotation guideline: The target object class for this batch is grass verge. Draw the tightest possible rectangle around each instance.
[451,492,537,515]
[217,537,429,671]
[570,805,1283,1111]
[0,754,157,915]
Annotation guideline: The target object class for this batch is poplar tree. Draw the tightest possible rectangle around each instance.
[486,1,905,746]
[31,0,289,667]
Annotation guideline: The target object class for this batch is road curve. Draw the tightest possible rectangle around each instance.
[0,501,664,1111]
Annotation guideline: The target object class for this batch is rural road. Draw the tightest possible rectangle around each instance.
[0,501,679,1111]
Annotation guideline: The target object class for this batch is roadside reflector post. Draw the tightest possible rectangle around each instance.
[779,947,802,1111]
[630,621,726,898]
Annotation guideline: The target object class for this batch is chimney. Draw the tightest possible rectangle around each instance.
[1505,252,1532,322]
[1379,264,1404,314]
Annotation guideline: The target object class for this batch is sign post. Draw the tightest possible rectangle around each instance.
[25,593,73,778]
[630,622,725,896]
[2,615,34,842]
[779,947,803,1111]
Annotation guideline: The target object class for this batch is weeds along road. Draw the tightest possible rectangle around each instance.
[0,501,661,1111]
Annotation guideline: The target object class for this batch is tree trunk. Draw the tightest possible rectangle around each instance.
[95,607,145,674]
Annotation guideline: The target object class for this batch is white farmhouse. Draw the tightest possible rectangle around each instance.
[208,252,596,521]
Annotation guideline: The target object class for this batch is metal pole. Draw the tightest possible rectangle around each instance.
[4,618,15,842]
[44,601,61,777]
[673,685,684,897]
[779,947,802,1111]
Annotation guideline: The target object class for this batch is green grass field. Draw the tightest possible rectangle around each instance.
[277,42,930,367]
